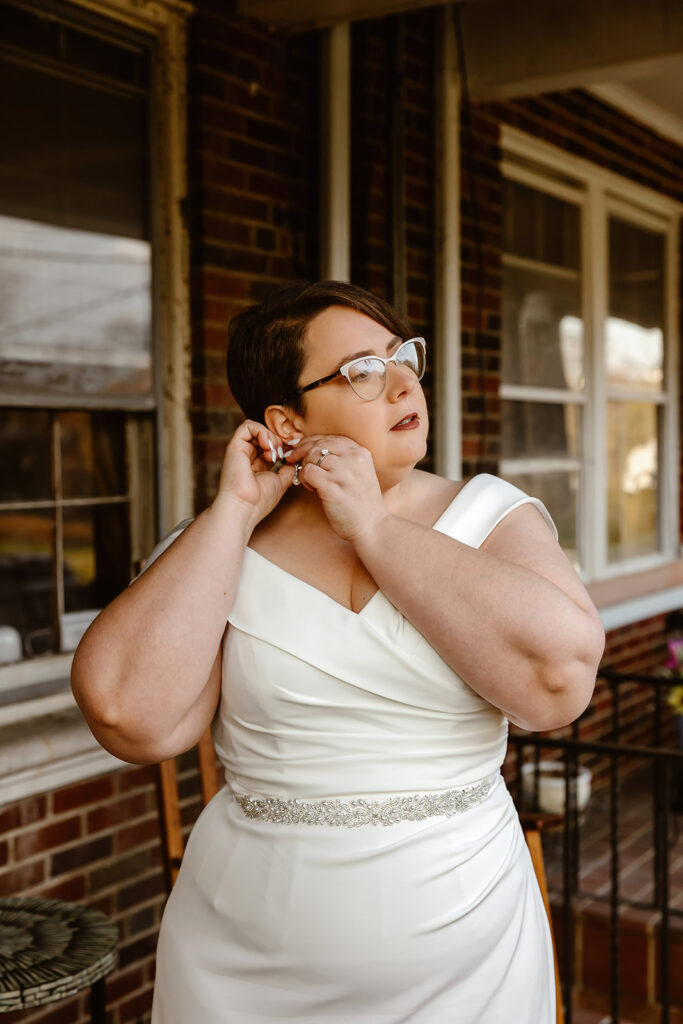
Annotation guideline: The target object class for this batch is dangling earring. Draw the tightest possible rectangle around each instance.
[293,462,302,486]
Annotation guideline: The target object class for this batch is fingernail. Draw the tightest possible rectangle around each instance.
[268,439,275,453]
[283,448,295,457]
[290,437,303,444]
[277,446,284,459]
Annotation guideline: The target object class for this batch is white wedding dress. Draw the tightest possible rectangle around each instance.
[149,473,558,1023]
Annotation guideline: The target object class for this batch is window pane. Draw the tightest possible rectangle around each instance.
[503,180,580,270]
[501,402,581,461]
[63,505,131,617]
[0,38,152,400]
[503,267,583,390]
[0,510,56,659]
[607,218,664,394]
[0,215,152,399]
[0,409,52,502]
[503,470,578,568]
[61,412,127,499]
[607,402,661,563]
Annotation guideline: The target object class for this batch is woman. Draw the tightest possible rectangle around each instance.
[72,281,605,1022]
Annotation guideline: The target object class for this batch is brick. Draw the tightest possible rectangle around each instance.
[128,904,156,936]
[13,996,84,1024]
[0,794,47,834]
[89,892,115,917]
[0,859,45,896]
[86,793,149,834]
[39,874,87,902]
[116,817,161,855]
[116,765,155,793]
[118,931,158,969]
[104,965,144,1004]
[89,850,151,892]
[117,870,166,912]
[14,817,81,860]
[52,776,114,814]
[114,983,155,1020]
[50,834,113,876]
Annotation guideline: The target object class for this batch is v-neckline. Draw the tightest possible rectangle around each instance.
[243,476,479,619]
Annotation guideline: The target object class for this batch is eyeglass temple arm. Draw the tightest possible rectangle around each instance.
[297,369,343,396]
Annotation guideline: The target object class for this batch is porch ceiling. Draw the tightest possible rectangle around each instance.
[237,0,471,32]
[238,0,683,139]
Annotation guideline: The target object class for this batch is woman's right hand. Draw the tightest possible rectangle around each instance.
[213,420,297,529]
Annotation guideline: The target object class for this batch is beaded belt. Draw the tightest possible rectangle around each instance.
[232,773,498,828]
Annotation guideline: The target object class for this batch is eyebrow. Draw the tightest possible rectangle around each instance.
[329,335,403,374]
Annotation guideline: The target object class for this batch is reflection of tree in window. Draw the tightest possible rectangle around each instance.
[518,291,568,453]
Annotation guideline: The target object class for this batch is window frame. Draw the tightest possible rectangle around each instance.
[500,126,681,596]
[0,0,192,708]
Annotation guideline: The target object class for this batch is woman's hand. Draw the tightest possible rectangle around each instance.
[214,420,297,529]
[285,435,389,545]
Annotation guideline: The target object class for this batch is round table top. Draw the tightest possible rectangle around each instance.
[0,897,118,1013]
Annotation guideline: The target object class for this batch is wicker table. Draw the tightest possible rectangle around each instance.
[0,897,118,1021]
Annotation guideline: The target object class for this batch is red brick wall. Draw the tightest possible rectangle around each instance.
[187,1,320,510]
[350,12,436,465]
[459,106,502,477]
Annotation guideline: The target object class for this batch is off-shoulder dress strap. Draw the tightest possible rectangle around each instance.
[433,473,558,550]
[130,518,195,582]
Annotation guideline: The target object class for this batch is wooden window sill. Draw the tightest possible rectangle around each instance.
[587,560,683,632]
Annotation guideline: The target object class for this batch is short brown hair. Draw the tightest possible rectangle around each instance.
[226,281,414,422]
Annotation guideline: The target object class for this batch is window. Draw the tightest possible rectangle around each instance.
[500,130,679,583]
[0,0,159,695]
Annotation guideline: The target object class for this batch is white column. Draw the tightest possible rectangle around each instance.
[320,22,351,281]
[434,5,462,480]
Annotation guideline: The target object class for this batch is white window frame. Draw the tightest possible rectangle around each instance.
[0,0,192,800]
[500,126,681,608]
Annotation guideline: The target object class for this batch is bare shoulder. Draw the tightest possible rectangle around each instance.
[404,469,472,526]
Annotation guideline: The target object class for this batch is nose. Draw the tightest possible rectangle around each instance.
[385,357,416,400]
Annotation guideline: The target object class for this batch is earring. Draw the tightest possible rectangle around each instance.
[293,462,302,486]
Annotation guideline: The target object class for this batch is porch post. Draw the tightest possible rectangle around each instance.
[320,22,351,281]
[433,4,462,481]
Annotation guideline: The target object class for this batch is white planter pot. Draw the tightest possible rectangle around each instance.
[521,760,592,815]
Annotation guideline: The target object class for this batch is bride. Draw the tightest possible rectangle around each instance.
[72,279,604,1022]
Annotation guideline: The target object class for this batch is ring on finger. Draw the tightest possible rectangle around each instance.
[316,448,331,467]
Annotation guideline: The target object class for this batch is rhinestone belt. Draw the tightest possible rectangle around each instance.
[232,773,498,828]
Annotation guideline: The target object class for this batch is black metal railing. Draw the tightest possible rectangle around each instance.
[507,669,683,1024]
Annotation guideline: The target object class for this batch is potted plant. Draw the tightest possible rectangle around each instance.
[661,616,683,814]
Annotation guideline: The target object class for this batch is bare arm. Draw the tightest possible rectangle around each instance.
[287,436,604,734]
[352,503,605,732]
[71,498,250,763]
[71,421,297,764]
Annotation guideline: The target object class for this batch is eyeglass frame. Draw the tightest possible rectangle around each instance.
[295,337,427,400]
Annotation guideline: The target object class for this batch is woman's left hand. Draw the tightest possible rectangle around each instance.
[285,436,389,545]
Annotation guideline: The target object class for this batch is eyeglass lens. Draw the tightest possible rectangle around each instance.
[346,340,425,399]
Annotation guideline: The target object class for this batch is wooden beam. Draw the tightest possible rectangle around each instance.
[238,0,467,32]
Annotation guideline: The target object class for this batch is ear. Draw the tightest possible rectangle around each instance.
[264,404,306,443]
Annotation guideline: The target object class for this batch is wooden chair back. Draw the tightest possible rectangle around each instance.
[155,727,221,890]
[520,812,566,1024]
